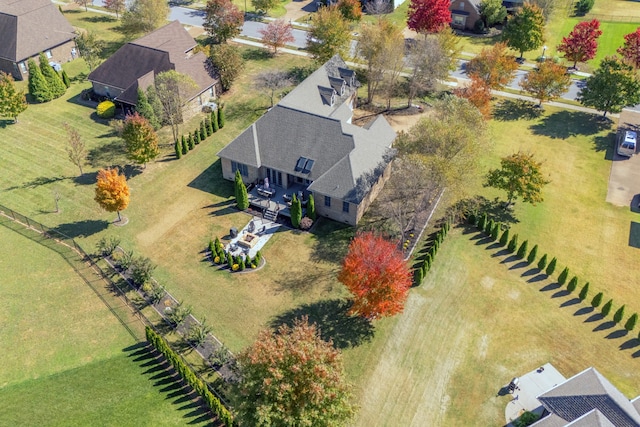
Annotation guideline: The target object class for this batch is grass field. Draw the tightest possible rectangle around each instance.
[0,222,212,426]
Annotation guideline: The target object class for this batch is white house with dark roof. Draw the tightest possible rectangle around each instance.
[217,55,396,226]
[0,0,76,80]
[531,367,640,427]
[87,21,219,114]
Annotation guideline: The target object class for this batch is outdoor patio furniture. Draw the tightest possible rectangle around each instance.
[283,194,292,203]
[257,187,275,198]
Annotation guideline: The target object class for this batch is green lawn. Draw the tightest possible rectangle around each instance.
[0,223,212,426]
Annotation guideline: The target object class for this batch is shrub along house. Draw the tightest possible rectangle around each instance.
[217,55,396,226]
[87,20,219,117]
[0,0,76,80]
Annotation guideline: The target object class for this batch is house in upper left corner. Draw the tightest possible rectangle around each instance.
[449,0,482,31]
[0,0,77,80]
[87,20,219,118]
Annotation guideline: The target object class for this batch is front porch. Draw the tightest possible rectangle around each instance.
[247,182,310,220]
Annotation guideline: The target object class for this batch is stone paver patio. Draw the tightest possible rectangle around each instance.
[505,362,566,425]
[225,216,280,259]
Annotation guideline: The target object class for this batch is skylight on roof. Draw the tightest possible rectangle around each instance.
[295,157,307,172]
[302,159,315,174]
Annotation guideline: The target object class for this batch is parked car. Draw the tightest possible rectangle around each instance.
[618,130,637,157]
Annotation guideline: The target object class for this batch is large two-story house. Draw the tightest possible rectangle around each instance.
[87,20,219,116]
[217,55,396,226]
[0,0,76,80]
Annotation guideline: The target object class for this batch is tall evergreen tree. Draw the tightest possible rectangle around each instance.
[211,109,219,132]
[537,253,548,270]
[218,105,225,128]
[61,70,71,88]
[181,135,188,155]
[136,88,161,130]
[545,257,557,275]
[579,282,589,301]
[527,244,538,264]
[0,72,27,123]
[38,53,66,98]
[290,193,302,228]
[307,193,316,221]
[591,291,603,308]
[27,59,52,103]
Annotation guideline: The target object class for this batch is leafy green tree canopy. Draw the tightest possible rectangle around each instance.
[307,6,351,64]
[502,3,545,58]
[485,152,550,208]
[0,72,27,123]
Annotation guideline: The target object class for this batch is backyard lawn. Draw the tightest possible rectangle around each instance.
[3,8,640,423]
[0,223,212,426]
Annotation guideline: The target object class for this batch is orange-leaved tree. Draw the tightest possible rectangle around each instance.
[338,232,412,319]
[466,42,518,90]
[454,76,492,119]
[521,60,571,106]
[94,168,130,222]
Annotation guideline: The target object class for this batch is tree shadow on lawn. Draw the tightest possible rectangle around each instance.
[73,171,98,185]
[521,267,538,277]
[593,133,615,159]
[274,268,337,296]
[493,99,542,122]
[574,306,594,316]
[241,48,272,61]
[560,297,581,307]
[529,110,612,140]
[310,219,354,264]
[80,15,116,23]
[53,219,109,238]
[593,320,616,332]
[620,338,640,351]
[87,140,127,168]
[585,312,604,323]
[12,175,70,190]
[188,160,234,198]
[605,329,628,340]
[123,343,214,426]
[270,299,375,349]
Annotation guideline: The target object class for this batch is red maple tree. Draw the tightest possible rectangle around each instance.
[407,0,451,34]
[557,19,602,69]
[259,20,295,55]
[618,28,640,69]
[338,232,412,320]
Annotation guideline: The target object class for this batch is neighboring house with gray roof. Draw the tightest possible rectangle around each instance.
[0,0,76,81]
[217,55,396,226]
[532,367,640,427]
[87,21,219,115]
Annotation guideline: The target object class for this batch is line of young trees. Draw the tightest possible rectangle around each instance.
[468,212,640,336]
[413,220,451,286]
[174,107,225,159]
[145,326,234,426]
[28,53,69,103]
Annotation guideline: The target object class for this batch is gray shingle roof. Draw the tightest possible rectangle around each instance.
[534,368,640,427]
[87,21,217,105]
[0,0,75,62]
[217,56,395,204]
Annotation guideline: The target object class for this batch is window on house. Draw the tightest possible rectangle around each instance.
[19,62,26,73]
[45,50,52,59]
[452,14,466,26]
[232,161,248,177]
[342,201,349,213]
[459,1,464,8]
[324,196,331,207]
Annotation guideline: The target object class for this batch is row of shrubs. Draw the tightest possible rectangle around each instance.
[175,107,225,159]
[145,326,234,426]
[469,212,640,336]
[209,237,262,271]
[414,220,451,286]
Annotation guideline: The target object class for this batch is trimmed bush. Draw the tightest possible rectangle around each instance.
[576,0,594,14]
[527,244,538,265]
[188,133,195,150]
[517,240,528,259]
[205,117,213,136]
[300,216,313,230]
[307,193,316,221]
[414,267,424,286]
[467,212,477,226]
[625,313,638,331]
[601,299,613,317]
[567,276,578,293]
[477,212,487,231]
[211,109,219,132]
[174,141,181,159]
[558,267,569,285]
[131,256,156,287]
[537,254,548,270]
[290,194,302,228]
[199,121,206,140]
[61,70,71,88]
[579,282,589,301]
[27,59,52,102]
[499,228,510,247]
[545,257,557,275]
[181,136,188,155]
[194,129,201,145]
[484,218,493,235]
[218,105,225,128]
[614,305,625,324]
[97,100,116,118]
[491,223,500,241]
[591,292,603,308]
[507,234,518,253]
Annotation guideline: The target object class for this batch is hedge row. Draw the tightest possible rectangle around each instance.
[174,107,225,159]
[145,326,234,426]
[469,212,640,337]
[414,220,451,286]
[209,236,261,271]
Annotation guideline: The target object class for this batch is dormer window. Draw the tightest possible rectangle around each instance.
[340,81,346,95]
[331,92,336,106]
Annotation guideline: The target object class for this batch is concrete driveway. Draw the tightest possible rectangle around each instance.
[607,110,640,208]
